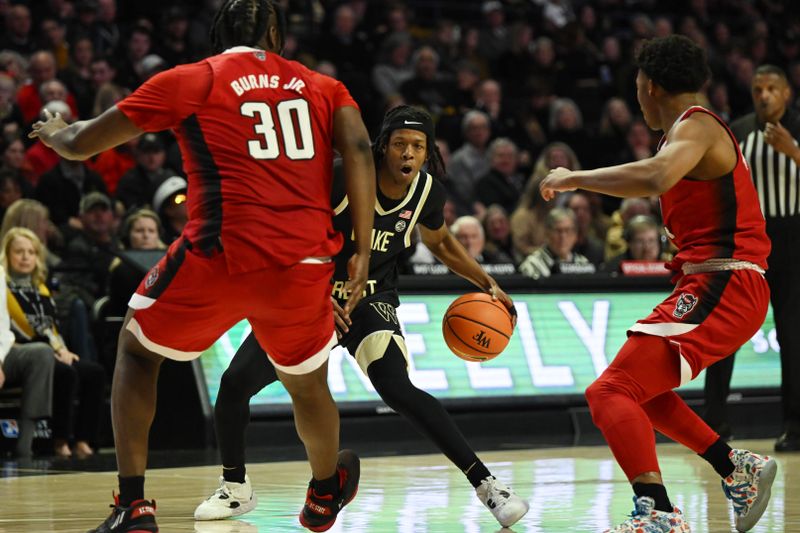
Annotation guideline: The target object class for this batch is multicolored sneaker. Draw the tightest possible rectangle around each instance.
[87,494,158,533]
[721,449,778,532]
[298,449,360,532]
[194,475,257,520]
[605,496,691,533]
[475,476,529,527]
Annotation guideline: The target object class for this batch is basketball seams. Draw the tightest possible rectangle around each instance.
[446,298,513,331]
[445,314,510,340]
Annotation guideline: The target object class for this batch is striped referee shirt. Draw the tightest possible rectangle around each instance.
[730,108,800,219]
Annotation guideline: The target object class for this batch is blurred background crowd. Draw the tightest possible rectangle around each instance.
[0,0,798,456]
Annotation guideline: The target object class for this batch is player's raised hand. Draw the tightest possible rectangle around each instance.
[343,251,369,316]
[29,109,69,148]
[487,280,517,327]
[540,167,577,201]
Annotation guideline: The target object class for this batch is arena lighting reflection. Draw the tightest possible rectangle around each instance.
[189,451,790,532]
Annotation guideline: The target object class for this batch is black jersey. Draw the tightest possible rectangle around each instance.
[330,165,446,306]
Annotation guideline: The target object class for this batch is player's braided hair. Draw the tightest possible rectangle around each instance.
[210,0,285,54]
[373,105,446,178]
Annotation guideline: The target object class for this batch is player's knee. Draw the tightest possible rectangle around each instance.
[372,375,413,412]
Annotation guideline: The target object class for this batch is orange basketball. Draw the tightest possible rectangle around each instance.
[442,292,513,362]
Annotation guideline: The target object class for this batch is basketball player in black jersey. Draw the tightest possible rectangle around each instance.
[194,106,530,528]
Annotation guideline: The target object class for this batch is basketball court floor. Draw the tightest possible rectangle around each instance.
[1,439,797,532]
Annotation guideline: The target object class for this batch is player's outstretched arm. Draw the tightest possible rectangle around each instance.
[420,223,515,323]
[333,105,375,314]
[540,114,717,200]
[29,105,143,161]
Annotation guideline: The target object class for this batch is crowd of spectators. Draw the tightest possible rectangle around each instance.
[0,0,798,454]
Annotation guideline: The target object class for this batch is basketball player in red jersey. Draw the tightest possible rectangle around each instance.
[29,2,375,532]
[542,36,777,533]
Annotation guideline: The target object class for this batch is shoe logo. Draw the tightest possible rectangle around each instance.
[132,505,155,518]
[109,512,125,530]
[230,502,240,509]
[486,498,497,509]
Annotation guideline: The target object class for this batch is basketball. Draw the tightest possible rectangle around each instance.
[442,292,513,362]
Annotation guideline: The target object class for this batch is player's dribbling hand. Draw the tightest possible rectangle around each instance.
[331,296,351,339]
[488,280,517,327]
[28,109,69,148]
[540,167,577,201]
[343,252,369,317]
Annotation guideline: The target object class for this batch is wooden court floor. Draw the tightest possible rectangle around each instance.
[0,440,797,532]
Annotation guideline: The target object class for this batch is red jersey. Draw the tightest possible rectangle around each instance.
[117,47,358,273]
[658,106,770,271]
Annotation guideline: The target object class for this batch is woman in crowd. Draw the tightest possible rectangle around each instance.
[2,227,104,458]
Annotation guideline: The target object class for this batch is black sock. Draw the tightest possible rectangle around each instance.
[632,482,672,513]
[118,476,145,507]
[700,437,735,478]
[464,461,492,488]
[313,472,340,497]
[223,465,246,484]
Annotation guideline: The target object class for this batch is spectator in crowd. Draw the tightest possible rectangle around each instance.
[371,32,414,105]
[16,51,79,125]
[601,215,669,273]
[35,107,108,228]
[474,79,525,143]
[40,17,70,70]
[494,22,536,100]
[548,97,592,165]
[565,191,606,266]
[474,137,524,215]
[519,208,595,280]
[115,133,174,211]
[478,1,510,62]
[115,25,155,90]
[483,204,516,265]
[2,227,104,459]
[596,97,633,166]
[510,142,579,257]
[604,197,655,260]
[447,110,491,215]
[88,138,137,197]
[400,45,455,117]
[1,199,63,269]
[0,4,36,56]
[0,136,34,195]
[60,192,119,308]
[0,171,23,222]
[0,73,24,137]
[152,176,187,244]
[94,0,121,57]
[451,215,513,266]
[107,208,165,317]
[0,262,54,458]
[59,36,95,120]
[156,6,195,67]
[89,56,118,108]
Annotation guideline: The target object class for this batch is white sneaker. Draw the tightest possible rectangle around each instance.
[475,476,529,527]
[194,475,257,521]
[605,496,691,533]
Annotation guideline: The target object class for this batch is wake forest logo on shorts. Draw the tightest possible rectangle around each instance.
[673,292,698,319]
[370,302,399,325]
[144,266,160,289]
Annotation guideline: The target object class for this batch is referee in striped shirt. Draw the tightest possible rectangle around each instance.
[706,64,800,451]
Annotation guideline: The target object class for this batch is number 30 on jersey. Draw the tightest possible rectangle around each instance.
[240,98,315,160]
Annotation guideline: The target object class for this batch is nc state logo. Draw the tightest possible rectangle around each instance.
[673,292,698,319]
[144,266,160,289]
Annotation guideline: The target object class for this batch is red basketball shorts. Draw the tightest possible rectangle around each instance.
[628,268,769,385]
[127,238,336,374]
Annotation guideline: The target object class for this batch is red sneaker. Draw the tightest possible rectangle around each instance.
[299,449,360,532]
